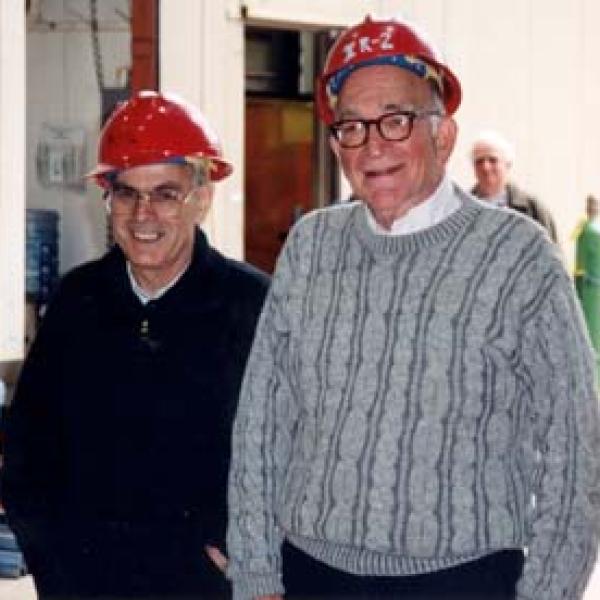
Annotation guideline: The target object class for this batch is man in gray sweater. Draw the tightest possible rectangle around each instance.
[227,14,600,600]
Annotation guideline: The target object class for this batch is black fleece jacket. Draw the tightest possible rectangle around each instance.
[1,228,269,597]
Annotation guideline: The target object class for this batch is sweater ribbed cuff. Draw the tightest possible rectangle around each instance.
[232,572,284,600]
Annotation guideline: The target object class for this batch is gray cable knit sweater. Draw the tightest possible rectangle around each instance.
[227,186,600,600]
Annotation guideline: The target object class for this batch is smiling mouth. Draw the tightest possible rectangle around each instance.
[132,230,163,242]
[365,164,402,178]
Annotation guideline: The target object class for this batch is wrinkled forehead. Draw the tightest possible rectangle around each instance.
[335,64,435,114]
[329,56,443,117]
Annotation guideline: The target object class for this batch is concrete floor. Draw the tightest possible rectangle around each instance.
[1,564,600,599]
[0,575,35,600]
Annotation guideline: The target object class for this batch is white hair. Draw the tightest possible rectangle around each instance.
[470,129,515,164]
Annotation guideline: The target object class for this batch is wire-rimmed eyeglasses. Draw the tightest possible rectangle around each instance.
[106,183,196,217]
[329,109,442,149]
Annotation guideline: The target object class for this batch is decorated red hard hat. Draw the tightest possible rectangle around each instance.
[87,90,233,186]
[316,15,462,124]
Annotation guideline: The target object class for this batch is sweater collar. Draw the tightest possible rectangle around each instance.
[352,184,482,255]
[363,176,460,235]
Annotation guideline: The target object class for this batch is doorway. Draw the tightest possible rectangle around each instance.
[244,26,338,274]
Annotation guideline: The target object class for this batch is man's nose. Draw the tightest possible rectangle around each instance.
[363,123,385,155]
[132,192,154,218]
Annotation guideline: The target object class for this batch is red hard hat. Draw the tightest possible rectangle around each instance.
[88,90,233,186]
[316,15,462,124]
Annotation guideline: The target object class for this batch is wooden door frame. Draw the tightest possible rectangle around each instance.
[131,0,159,92]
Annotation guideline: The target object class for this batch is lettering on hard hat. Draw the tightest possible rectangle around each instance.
[342,32,395,64]
[359,37,372,53]
[342,42,357,63]
[380,29,394,50]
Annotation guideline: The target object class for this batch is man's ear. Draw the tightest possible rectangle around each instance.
[434,116,458,164]
[329,134,341,159]
[194,185,214,224]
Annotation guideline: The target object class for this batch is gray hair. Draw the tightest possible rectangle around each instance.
[427,83,446,136]
[470,130,515,164]
[185,158,212,188]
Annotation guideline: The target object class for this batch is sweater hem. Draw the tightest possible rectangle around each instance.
[286,532,520,577]
[231,572,284,600]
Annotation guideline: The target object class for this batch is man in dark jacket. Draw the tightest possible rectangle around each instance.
[1,91,269,599]
[470,129,558,242]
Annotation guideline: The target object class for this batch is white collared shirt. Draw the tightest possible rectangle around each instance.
[127,262,188,305]
[484,189,509,208]
[364,175,460,235]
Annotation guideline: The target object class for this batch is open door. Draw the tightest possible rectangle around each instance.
[244,27,338,273]
[245,98,313,273]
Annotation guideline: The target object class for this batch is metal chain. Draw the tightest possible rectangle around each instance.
[90,0,104,91]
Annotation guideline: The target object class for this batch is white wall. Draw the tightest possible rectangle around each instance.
[440,0,600,266]
[0,0,25,360]
[161,0,246,258]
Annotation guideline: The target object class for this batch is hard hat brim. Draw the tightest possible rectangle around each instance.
[85,156,234,188]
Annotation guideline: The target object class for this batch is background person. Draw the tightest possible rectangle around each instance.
[470,129,558,242]
[226,15,600,600]
[575,194,600,370]
[2,91,269,599]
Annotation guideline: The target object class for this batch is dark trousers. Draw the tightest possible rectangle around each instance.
[23,520,229,600]
[282,542,524,599]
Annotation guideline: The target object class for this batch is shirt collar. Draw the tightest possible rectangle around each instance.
[126,262,189,305]
[484,189,509,208]
[364,175,460,235]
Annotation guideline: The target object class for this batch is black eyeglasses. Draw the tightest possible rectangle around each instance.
[329,109,442,148]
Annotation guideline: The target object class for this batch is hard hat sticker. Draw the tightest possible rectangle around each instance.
[342,30,395,64]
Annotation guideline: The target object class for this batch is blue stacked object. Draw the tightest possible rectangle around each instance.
[0,517,26,578]
[26,209,59,306]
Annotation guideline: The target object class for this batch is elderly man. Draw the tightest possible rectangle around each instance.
[227,15,600,600]
[470,129,558,242]
[2,91,269,599]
